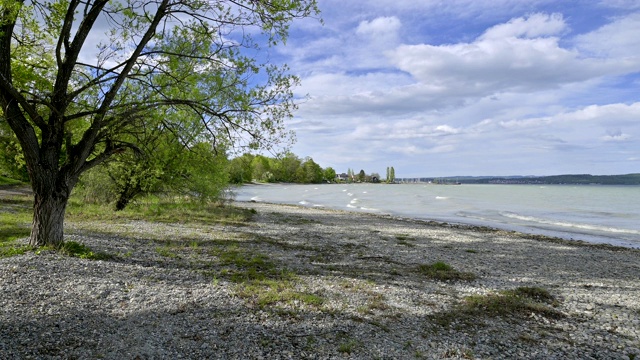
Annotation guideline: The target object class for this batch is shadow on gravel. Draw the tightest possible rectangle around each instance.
[2,205,639,359]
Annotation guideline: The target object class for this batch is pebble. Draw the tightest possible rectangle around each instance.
[1,201,639,359]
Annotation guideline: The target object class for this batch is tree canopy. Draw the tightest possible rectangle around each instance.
[228,152,331,184]
[0,0,319,247]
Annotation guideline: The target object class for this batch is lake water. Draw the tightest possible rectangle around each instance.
[233,183,640,248]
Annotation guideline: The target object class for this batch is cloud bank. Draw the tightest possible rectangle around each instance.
[279,1,640,177]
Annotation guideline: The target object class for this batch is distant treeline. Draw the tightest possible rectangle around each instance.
[228,153,336,184]
[456,174,640,185]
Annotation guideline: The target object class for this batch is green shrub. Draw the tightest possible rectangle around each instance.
[59,241,113,261]
[0,176,24,186]
[427,286,563,330]
[418,261,476,281]
[338,339,359,354]
[463,286,562,318]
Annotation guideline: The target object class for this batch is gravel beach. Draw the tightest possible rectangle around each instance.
[1,201,639,359]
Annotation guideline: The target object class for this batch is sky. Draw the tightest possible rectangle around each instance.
[268,0,640,178]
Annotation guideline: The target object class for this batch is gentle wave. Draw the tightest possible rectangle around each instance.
[500,212,640,235]
[346,203,379,212]
[235,183,640,248]
[296,199,324,207]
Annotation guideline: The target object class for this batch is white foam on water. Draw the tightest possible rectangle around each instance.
[500,212,640,236]
[235,183,640,248]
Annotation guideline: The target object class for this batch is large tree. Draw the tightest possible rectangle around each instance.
[0,0,318,247]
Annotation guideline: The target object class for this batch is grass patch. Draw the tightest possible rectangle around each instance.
[396,234,416,247]
[463,287,562,318]
[66,194,254,225]
[156,245,180,258]
[0,176,24,186]
[209,245,324,310]
[443,348,474,359]
[395,234,417,247]
[0,194,33,258]
[211,246,282,283]
[0,211,31,241]
[338,338,359,354]
[272,214,320,225]
[0,244,30,258]
[340,279,376,291]
[57,241,114,261]
[428,286,563,329]
[417,261,476,281]
[237,279,324,309]
[0,195,32,241]
[357,292,390,315]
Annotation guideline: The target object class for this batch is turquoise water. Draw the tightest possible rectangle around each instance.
[234,183,640,248]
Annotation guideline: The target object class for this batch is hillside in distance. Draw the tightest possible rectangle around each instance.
[447,174,640,185]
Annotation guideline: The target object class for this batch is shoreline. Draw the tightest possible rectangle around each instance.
[235,183,640,250]
[244,198,640,250]
[1,201,639,358]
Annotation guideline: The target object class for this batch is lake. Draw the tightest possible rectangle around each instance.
[233,183,640,248]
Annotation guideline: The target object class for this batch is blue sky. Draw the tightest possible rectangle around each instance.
[270,0,640,177]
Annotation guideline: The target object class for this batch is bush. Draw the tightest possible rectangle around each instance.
[418,261,476,281]
[59,241,113,261]
[464,286,562,318]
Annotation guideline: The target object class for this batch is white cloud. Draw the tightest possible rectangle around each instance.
[389,144,455,155]
[387,12,640,98]
[356,16,402,37]
[480,13,567,40]
[564,103,640,124]
[498,102,640,128]
[390,37,587,93]
[350,120,463,141]
[285,4,640,176]
[297,72,412,97]
[574,13,640,59]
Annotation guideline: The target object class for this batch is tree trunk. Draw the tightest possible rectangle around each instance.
[29,182,71,248]
[114,180,142,211]
[115,192,131,211]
